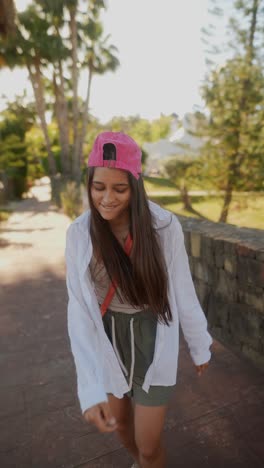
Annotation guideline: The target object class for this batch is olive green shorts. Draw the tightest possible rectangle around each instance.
[103,308,175,406]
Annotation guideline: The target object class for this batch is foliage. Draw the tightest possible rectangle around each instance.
[192,0,264,222]
[164,156,206,190]
[199,57,264,192]
[106,114,173,146]
[60,181,83,219]
[25,125,48,183]
[0,0,120,187]
[0,96,36,199]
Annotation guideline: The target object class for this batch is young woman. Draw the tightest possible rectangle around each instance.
[65,131,213,468]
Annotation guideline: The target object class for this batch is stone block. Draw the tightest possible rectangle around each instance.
[237,257,264,288]
[195,280,210,312]
[210,324,236,347]
[236,244,258,258]
[194,260,205,282]
[193,259,214,285]
[207,294,229,330]
[190,232,201,258]
[215,269,238,302]
[228,304,262,349]
[238,286,264,314]
[214,239,225,268]
[224,256,237,277]
[224,239,237,257]
[201,236,214,263]
[237,257,248,286]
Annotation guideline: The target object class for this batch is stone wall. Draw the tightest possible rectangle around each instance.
[177,214,264,370]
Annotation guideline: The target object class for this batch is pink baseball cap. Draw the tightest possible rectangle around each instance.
[87,131,142,179]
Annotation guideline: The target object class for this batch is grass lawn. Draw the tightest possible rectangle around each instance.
[144,176,178,191]
[144,177,264,230]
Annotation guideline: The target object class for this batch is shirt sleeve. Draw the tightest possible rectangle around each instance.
[65,224,108,413]
[170,216,213,366]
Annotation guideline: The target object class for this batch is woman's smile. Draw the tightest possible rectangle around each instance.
[100,204,119,210]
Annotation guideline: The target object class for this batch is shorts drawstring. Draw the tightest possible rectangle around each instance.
[129,317,135,390]
[111,315,135,390]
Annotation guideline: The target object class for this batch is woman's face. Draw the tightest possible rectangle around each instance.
[91,167,131,223]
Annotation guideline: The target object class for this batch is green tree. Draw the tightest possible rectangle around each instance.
[0,96,36,199]
[199,0,264,222]
[77,19,119,179]
[0,0,119,200]
[0,5,64,177]
[164,150,209,217]
[106,114,173,146]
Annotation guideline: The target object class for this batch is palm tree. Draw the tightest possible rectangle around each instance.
[1,0,119,189]
[18,6,64,176]
[68,0,106,181]
[0,0,16,38]
[78,20,119,175]
[36,0,107,182]
[36,0,71,176]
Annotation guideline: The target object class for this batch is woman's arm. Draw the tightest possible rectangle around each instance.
[65,224,108,413]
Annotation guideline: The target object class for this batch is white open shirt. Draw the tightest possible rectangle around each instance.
[65,201,213,414]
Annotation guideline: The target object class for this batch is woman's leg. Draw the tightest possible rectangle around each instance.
[108,393,139,463]
[134,403,168,468]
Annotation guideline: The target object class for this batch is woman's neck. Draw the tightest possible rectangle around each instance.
[109,215,130,248]
[108,211,130,234]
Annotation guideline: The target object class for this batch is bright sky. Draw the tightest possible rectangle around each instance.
[0,0,216,122]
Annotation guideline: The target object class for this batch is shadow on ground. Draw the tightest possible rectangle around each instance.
[0,244,264,467]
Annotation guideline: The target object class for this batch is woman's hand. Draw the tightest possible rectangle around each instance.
[195,361,209,377]
[83,402,118,433]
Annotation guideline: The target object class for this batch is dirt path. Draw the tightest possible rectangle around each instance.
[0,179,264,468]
[0,178,70,284]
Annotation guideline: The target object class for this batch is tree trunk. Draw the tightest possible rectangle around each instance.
[247,0,258,63]
[53,67,71,176]
[69,5,80,183]
[78,67,93,170]
[180,182,193,211]
[27,62,56,176]
[179,182,208,219]
[219,181,233,223]
[0,0,16,37]
[218,2,258,223]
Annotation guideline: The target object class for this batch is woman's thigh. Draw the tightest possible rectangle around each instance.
[134,403,168,455]
[107,393,134,430]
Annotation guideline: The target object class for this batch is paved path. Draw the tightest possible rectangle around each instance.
[0,181,264,468]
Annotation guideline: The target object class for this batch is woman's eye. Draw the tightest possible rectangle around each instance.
[92,185,126,194]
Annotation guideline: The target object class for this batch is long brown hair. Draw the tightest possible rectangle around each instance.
[87,168,173,325]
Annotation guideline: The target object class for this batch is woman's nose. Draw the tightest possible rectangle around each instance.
[103,190,115,204]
